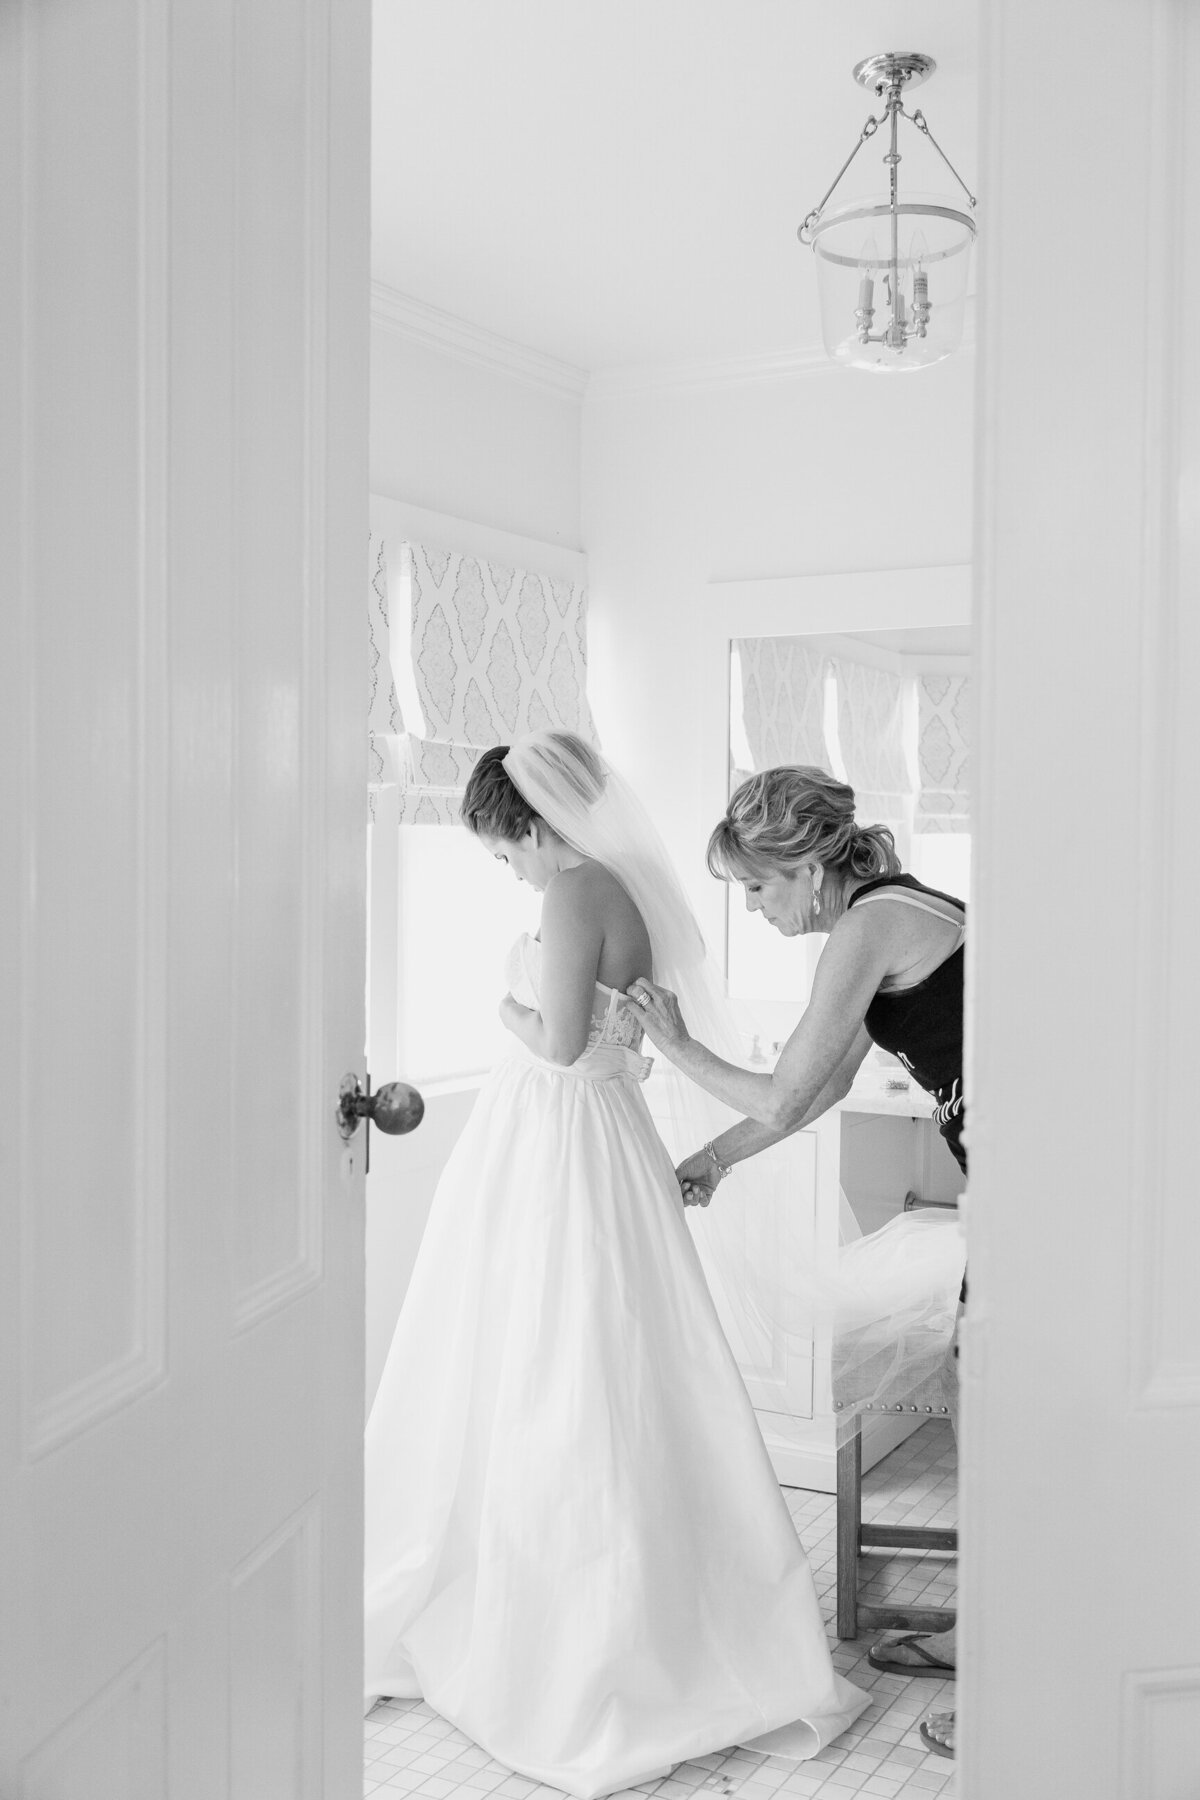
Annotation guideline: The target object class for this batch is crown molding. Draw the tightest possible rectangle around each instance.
[586,343,831,400]
[371,281,977,405]
[370,283,589,402]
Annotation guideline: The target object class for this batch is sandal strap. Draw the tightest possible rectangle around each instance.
[884,1632,955,1670]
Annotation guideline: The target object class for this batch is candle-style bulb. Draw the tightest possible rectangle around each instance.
[855,235,879,341]
[909,230,931,336]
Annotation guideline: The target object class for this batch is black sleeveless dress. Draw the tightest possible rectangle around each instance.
[845,873,967,1176]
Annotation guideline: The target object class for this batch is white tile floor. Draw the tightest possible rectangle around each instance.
[365,1421,958,1800]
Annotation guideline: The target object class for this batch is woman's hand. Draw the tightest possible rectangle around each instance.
[626,978,691,1057]
[498,992,530,1034]
[676,1147,721,1208]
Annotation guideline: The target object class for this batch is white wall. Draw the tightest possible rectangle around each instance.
[581,358,974,913]
[370,321,582,547]
[368,315,974,936]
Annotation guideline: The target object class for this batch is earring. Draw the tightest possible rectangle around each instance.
[811,874,822,918]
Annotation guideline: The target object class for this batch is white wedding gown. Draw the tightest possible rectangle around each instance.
[364,935,869,1798]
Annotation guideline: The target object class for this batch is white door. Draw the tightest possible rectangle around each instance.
[965,0,1200,1793]
[0,2,371,1794]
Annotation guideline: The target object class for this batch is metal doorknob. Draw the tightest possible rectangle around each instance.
[337,1073,424,1141]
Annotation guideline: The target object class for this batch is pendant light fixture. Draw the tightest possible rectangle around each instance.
[799,53,977,372]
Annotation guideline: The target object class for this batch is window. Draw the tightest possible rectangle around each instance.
[365,520,592,1087]
[394,824,539,1084]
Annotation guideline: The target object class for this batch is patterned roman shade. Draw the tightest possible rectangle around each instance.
[734,637,831,783]
[368,539,596,824]
[833,656,910,830]
[367,534,405,801]
[915,672,970,832]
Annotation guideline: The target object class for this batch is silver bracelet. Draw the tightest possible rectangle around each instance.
[703,1140,733,1180]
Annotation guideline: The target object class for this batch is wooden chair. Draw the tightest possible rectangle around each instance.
[834,1371,958,1641]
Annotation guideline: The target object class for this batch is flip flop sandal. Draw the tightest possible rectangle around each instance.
[919,1711,956,1758]
[867,1632,957,1676]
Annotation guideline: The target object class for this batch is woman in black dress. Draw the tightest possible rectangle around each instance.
[628,764,965,1760]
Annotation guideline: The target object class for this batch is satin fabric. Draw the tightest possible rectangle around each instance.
[364,938,868,1798]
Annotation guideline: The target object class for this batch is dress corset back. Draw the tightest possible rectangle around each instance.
[505,934,651,1076]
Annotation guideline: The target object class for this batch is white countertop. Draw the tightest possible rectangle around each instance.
[745,1038,938,1121]
[838,1070,937,1119]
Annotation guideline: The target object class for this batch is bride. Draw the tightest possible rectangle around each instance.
[363,729,871,1798]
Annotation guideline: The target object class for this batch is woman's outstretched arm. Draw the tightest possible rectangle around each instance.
[633,907,897,1129]
[715,1025,872,1160]
[675,1028,871,1203]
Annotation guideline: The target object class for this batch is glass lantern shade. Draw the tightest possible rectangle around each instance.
[809,196,975,372]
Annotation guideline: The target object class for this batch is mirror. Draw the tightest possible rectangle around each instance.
[725,624,971,1053]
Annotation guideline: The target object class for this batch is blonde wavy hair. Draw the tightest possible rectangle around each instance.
[706,765,900,883]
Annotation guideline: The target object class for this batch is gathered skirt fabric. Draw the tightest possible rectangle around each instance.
[364,1043,868,1798]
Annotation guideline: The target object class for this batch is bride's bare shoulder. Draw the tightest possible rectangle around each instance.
[554,860,626,914]
[550,860,638,922]
[545,861,651,987]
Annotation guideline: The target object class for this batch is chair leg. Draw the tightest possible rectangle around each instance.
[836,1420,862,1641]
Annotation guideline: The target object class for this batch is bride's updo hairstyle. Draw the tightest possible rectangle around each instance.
[706,765,900,884]
[460,732,605,841]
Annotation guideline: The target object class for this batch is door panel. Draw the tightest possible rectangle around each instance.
[967,0,1200,1793]
[16,0,169,1465]
[20,1645,168,1800]
[0,1,371,1793]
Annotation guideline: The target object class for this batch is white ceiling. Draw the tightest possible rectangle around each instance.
[372,2,979,373]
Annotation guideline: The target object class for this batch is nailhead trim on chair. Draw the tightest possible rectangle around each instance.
[834,1401,949,1413]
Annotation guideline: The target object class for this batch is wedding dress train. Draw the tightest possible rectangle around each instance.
[364,935,869,1799]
